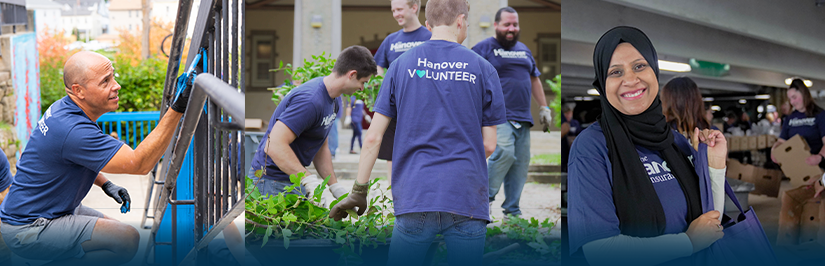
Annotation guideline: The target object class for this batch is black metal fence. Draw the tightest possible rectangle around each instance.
[143,0,245,265]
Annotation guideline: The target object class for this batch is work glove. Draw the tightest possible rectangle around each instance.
[102,181,131,213]
[539,106,552,132]
[171,74,195,113]
[300,174,325,206]
[329,183,348,199]
[329,181,369,221]
[344,115,352,126]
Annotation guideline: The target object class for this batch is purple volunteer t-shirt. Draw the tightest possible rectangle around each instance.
[567,122,696,255]
[1,96,124,225]
[780,110,825,154]
[250,77,338,182]
[374,40,506,221]
[471,37,542,124]
[374,26,432,69]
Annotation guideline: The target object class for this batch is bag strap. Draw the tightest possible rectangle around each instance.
[723,179,746,215]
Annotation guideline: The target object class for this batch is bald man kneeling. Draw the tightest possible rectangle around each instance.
[0,51,192,265]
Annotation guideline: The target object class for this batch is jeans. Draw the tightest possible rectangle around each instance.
[387,212,486,266]
[248,168,307,197]
[351,120,362,151]
[487,121,531,216]
[329,118,339,156]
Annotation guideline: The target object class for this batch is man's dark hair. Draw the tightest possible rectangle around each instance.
[495,6,517,23]
[332,45,378,80]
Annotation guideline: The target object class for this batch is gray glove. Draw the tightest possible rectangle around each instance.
[539,106,552,132]
[102,181,131,207]
[329,183,348,199]
[300,174,325,206]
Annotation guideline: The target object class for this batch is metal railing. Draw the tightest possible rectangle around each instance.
[143,0,245,265]
[96,111,160,149]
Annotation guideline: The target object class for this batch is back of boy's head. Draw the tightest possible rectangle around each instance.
[425,0,469,27]
[333,45,378,79]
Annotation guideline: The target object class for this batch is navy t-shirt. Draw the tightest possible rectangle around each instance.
[374,26,432,69]
[250,77,337,182]
[335,96,344,119]
[0,96,124,225]
[349,96,364,122]
[0,149,11,190]
[471,37,542,124]
[374,40,506,221]
[567,122,696,255]
[780,110,825,154]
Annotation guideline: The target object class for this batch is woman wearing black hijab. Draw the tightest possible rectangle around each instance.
[566,26,728,265]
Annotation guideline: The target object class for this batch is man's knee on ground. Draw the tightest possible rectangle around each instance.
[88,219,140,259]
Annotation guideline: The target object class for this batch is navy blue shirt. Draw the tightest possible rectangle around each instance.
[375,40,506,221]
[0,149,11,191]
[350,96,364,122]
[250,77,338,182]
[780,110,825,154]
[567,122,698,255]
[335,96,344,119]
[374,26,432,69]
[0,96,124,225]
[471,37,542,124]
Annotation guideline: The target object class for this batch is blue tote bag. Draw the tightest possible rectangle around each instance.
[693,180,778,265]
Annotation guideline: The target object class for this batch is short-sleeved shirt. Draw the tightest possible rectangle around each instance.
[780,110,825,154]
[374,26,432,69]
[471,37,542,124]
[349,96,364,122]
[567,122,697,254]
[250,77,338,182]
[0,149,11,190]
[335,96,344,119]
[374,40,506,221]
[0,96,124,225]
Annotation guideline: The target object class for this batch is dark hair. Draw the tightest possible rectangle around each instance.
[494,6,517,23]
[332,46,378,80]
[789,78,821,117]
[661,77,710,138]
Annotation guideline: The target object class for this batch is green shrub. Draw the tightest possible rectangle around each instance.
[546,74,562,128]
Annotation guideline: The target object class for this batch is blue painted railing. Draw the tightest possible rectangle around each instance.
[97,111,161,149]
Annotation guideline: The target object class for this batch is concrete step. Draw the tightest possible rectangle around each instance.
[527,172,564,184]
[528,164,559,173]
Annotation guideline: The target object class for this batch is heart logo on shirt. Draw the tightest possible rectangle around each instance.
[416,70,425,78]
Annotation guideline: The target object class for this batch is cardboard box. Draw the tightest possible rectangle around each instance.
[747,136,758,150]
[773,135,824,188]
[750,167,783,197]
[740,136,751,151]
[777,185,816,246]
[767,135,778,148]
[245,118,264,131]
[725,159,747,180]
[757,135,767,149]
[798,198,821,243]
[729,137,741,152]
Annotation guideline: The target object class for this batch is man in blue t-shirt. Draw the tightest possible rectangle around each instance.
[471,7,552,218]
[249,46,377,204]
[330,1,506,265]
[0,51,194,265]
[371,0,432,181]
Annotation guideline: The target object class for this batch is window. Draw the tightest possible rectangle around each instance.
[535,33,561,82]
[250,31,279,88]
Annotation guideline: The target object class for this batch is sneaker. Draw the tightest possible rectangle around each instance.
[350,150,358,154]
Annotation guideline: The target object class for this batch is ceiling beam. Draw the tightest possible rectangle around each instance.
[248,0,281,9]
[526,0,561,11]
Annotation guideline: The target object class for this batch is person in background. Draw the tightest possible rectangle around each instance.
[560,102,579,173]
[771,78,825,171]
[373,0,432,181]
[661,76,716,140]
[328,96,344,160]
[0,149,12,265]
[349,96,371,154]
[471,6,552,218]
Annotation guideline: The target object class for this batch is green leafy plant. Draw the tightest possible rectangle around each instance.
[546,74,562,128]
[245,170,395,264]
[269,53,383,110]
[484,216,560,263]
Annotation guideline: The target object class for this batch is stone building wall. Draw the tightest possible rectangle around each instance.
[0,70,17,174]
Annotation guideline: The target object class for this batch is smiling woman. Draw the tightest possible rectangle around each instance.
[566,26,733,266]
